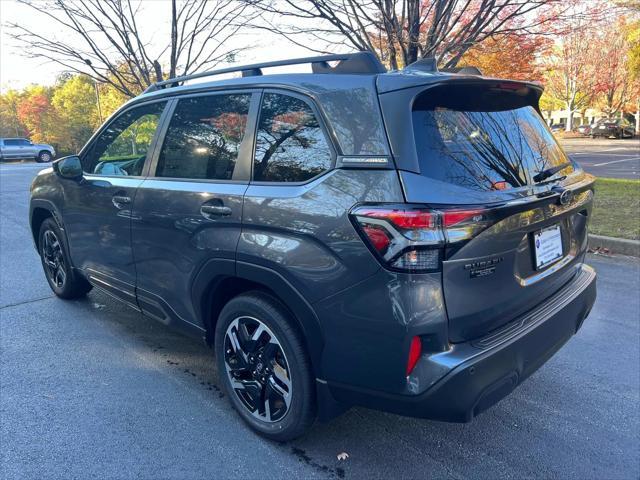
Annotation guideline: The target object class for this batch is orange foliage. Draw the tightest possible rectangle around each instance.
[16,92,54,144]
[210,112,248,143]
[460,35,550,81]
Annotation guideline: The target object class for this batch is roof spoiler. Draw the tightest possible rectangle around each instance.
[144,52,386,93]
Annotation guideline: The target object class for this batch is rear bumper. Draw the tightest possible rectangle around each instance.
[324,264,596,422]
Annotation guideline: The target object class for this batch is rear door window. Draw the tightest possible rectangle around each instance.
[253,92,332,182]
[156,93,251,180]
[413,87,574,191]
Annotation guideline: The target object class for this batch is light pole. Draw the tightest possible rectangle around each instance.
[83,57,103,124]
[93,79,103,124]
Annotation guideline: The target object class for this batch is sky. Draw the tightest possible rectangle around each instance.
[0,0,324,93]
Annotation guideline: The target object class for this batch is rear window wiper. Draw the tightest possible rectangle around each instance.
[533,162,572,183]
[535,175,567,191]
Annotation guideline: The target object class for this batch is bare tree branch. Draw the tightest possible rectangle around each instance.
[9,0,254,97]
[243,0,609,69]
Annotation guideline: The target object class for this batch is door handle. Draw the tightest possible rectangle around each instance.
[201,204,232,217]
[112,195,131,209]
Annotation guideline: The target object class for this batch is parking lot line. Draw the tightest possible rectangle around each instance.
[570,152,639,156]
[592,157,640,167]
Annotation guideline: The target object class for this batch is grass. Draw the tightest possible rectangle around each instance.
[591,178,640,240]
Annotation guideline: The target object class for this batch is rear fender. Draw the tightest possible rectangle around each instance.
[191,259,325,378]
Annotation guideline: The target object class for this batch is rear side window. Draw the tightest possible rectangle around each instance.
[4,139,20,146]
[156,94,251,180]
[253,93,332,182]
[413,85,573,191]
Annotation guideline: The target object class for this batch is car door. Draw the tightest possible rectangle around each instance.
[61,100,168,307]
[2,139,21,158]
[21,139,37,157]
[131,91,257,329]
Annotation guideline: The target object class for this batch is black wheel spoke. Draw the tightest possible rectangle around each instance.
[245,323,268,354]
[261,342,278,363]
[236,322,252,348]
[227,328,250,368]
[267,376,290,411]
[55,266,66,287]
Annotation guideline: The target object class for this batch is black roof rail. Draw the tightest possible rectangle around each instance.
[144,52,386,93]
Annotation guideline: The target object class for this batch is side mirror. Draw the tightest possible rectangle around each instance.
[53,155,83,180]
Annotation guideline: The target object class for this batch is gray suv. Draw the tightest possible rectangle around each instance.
[29,53,596,441]
[1,138,55,162]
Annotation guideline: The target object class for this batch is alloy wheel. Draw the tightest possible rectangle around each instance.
[40,152,51,162]
[223,316,292,423]
[42,229,66,289]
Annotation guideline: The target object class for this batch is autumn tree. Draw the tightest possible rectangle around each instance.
[10,0,253,97]
[51,76,100,152]
[15,86,59,144]
[0,90,28,138]
[459,34,550,81]
[592,20,633,118]
[543,24,598,132]
[622,13,640,133]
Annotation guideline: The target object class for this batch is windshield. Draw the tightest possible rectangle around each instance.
[413,104,575,192]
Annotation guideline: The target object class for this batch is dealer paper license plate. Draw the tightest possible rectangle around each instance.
[534,225,563,269]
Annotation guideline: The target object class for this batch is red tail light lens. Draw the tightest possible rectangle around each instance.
[443,209,492,243]
[406,336,422,376]
[442,209,485,227]
[351,205,495,272]
[356,208,436,229]
[362,225,390,253]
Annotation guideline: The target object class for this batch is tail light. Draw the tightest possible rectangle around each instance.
[350,205,495,272]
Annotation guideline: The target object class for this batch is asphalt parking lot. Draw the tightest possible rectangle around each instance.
[1,162,639,480]
[561,137,639,179]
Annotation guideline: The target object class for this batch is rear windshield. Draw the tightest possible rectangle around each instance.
[412,87,574,191]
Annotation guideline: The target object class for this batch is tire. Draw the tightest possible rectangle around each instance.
[215,291,316,441]
[38,217,92,299]
[37,150,52,163]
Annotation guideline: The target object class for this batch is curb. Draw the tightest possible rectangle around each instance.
[589,234,640,257]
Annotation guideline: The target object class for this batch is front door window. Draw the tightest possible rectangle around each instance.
[82,102,166,176]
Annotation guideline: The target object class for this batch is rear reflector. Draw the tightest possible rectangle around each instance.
[407,336,422,376]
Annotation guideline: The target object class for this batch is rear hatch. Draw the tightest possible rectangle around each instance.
[379,79,595,342]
